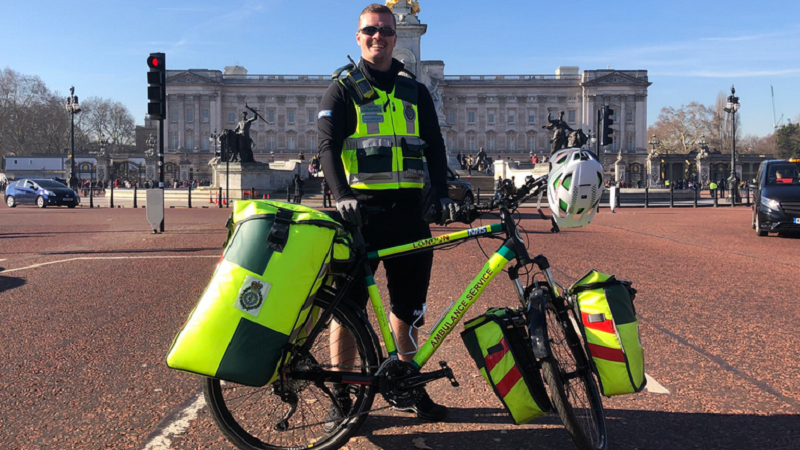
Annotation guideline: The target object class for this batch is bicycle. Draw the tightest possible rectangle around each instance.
[203,174,608,450]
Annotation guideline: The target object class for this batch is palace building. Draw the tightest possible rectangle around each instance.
[142,0,652,183]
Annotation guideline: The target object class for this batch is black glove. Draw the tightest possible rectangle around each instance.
[336,198,362,227]
[438,198,457,225]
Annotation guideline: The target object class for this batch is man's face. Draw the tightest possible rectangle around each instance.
[356,12,396,65]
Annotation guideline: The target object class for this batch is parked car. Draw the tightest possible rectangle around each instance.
[751,158,800,236]
[4,178,80,208]
[423,165,474,206]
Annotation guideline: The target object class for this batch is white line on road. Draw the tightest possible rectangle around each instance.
[0,255,219,274]
[645,373,670,394]
[144,394,206,450]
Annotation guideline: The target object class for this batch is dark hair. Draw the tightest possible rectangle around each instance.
[359,3,396,29]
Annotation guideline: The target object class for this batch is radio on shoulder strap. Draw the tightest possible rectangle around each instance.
[333,56,376,106]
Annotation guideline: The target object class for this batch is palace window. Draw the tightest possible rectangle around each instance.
[170,135,178,149]
[186,107,194,123]
[268,109,275,123]
[507,110,515,124]
[307,109,316,124]
[488,136,495,151]
[307,135,316,150]
[626,134,635,151]
[626,110,633,122]
[288,109,296,124]
[288,135,295,150]
[528,110,536,124]
[228,111,236,123]
[170,108,178,123]
[567,110,576,123]
[508,96,516,101]
[468,135,476,151]
[268,136,276,150]
[528,135,535,151]
[488,110,495,124]
[508,135,515,150]
[468,110,476,124]
[201,134,210,150]
[186,134,194,150]
[201,109,209,123]
[448,110,455,124]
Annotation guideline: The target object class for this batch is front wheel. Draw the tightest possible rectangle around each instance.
[36,196,46,208]
[6,196,16,208]
[541,300,607,450]
[203,295,379,450]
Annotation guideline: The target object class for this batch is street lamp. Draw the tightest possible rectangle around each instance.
[648,135,661,154]
[65,86,81,189]
[723,85,741,205]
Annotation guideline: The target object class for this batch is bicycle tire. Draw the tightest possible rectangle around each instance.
[541,299,608,450]
[203,295,379,450]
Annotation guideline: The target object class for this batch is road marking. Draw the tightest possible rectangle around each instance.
[645,373,670,394]
[0,255,219,274]
[143,394,206,450]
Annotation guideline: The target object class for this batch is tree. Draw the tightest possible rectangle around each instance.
[775,123,800,159]
[648,102,714,153]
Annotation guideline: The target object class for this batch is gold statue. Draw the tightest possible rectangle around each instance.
[386,0,420,14]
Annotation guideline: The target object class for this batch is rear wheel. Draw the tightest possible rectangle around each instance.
[6,196,16,208]
[36,196,46,208]
[203,295,379,450]
[541,299,607,450]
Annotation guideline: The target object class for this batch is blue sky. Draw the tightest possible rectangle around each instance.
[2,0,798,137]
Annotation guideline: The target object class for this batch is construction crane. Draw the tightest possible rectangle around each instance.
[771,85,785,129]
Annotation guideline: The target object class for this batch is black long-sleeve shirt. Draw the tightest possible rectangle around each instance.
[317,58,449,203]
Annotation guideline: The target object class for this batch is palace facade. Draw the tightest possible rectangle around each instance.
[140,1,652,182]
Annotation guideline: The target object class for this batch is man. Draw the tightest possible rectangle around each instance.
[318,3,453,423]
[292,173,304,203]
[321,177,332,208]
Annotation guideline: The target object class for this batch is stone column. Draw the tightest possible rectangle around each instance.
[179,156,192,182]
[146,157,159,185]
[696,150,710,185]
[96,156,109,182]
[647,152,661,188]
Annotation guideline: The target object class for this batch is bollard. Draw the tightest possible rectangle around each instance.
[90,183,94,208]
[209,191,214,203]
[745,184,751,207]
[218,187,223,209]
[669,184,674,208]
[110,183,114,209]
[644,187,649,208]
[477,188,481,203]
[252,187,256,200]
[133,185,138,208]
[617,187,621,209]
[713,187,718,207]
[693,187,698,208]
[188,185,192,209]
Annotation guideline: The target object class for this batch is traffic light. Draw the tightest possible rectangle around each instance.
[600,105,614,146]
[147,53,166,120]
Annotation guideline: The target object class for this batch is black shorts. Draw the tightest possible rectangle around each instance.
[348,192,432,326]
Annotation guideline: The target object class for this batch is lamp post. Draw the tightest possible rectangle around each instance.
[723,85,741,205]
[65,86,81,190]
[648,135,661,154]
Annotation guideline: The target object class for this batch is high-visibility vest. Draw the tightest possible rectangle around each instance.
[338,73,426,190]
[709,182,718,190]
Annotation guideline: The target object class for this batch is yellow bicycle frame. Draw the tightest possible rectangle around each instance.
[364,222,515,368]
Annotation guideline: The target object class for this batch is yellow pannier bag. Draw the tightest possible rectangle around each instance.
[569,270,646,396]
[166,200,344,386]
[461,308,551,424]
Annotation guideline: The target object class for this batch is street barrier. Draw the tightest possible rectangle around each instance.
[133,185,138,208]
[218,187,223,209]
[669,185,674,208]
[644,187,649,208]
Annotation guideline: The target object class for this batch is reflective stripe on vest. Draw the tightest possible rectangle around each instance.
[339,78,426,190]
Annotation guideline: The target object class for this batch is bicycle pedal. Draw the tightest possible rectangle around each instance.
[439,361,460,387]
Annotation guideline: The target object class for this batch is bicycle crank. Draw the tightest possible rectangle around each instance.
[379,360,460,408]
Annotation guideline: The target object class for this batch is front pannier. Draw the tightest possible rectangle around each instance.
[569,270,646,396]
[166,200,343,386]
[461,308,551,424]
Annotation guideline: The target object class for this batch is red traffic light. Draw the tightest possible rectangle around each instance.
[147,53,165,71]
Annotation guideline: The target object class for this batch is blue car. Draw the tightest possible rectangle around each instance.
[5,178,80,208]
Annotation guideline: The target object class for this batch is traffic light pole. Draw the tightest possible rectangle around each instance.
[159,117,165,232]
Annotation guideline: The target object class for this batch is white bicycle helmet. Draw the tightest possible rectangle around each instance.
[547,148,605,228]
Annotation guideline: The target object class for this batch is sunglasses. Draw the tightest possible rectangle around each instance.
[359,26,396,37]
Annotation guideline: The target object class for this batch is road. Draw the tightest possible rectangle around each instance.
[1,204,798,450]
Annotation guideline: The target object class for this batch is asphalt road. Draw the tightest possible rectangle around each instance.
[1,203,798,450]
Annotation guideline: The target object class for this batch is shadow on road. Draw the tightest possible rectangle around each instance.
[41,247,222,256]
[360,408,799,450]
[0,269,27,293]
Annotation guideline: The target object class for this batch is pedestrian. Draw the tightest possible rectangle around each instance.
[317,3,453,423]
[456,152,463,170]
[292,173,304,203]
[531,153,539,164]
[495,175,503,190]
[321,177,332,208]
[466,154,473,176]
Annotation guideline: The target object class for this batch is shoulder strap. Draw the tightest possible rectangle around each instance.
[393,75,418,105]
[267,208,295,253]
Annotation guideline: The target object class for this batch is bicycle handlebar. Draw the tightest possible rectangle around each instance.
[454,174,549,223]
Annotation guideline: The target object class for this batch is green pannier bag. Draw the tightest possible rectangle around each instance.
[569,270,646,397]
[166,200,344,387]
[461,308,551,424]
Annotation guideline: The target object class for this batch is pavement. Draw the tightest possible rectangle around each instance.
[1,205,799,450]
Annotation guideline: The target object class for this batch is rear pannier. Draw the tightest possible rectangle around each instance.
[166,200,343,386]
[569,270,646,396]
[461,308,551,424]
